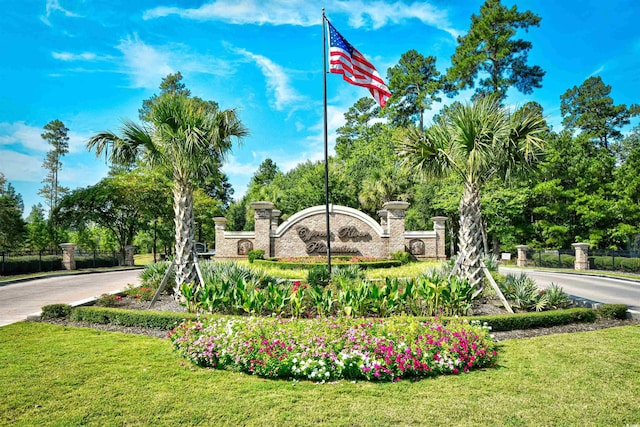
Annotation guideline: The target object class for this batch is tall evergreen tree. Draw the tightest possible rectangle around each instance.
[447,0,544,102]
[560,76,640,149]
[0,173,26,251]
[39,119,69,218]
[386,50,443,131]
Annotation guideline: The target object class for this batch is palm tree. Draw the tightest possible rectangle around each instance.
[398,96,546,295]
[87,94,248,295]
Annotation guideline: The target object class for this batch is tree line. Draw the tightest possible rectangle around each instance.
[1,0,639,275]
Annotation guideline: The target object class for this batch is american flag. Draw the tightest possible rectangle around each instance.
[327,19,391,108]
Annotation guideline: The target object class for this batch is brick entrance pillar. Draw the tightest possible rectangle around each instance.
[431,216,447,260]
[572,242,590,270]
[213,217,227,259]
[250,202,275,257]
[59,243,77,270]
[383,201,410,255]
[516,245,529,267]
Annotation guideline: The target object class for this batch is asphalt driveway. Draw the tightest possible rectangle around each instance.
[0,269,142,327]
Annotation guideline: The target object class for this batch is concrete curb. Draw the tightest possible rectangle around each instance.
[0,267,143,288]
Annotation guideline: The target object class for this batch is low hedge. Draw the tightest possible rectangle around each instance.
[70,306,200,330]
[462,308,597,331]
[41,304,72,320]
[65,306,597,333]
[254,259,402,270]
[598,304,628,320]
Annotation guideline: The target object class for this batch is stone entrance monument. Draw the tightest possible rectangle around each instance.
[214,201,446,261]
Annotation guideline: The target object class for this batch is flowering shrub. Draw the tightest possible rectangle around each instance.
[96,293,123,307]
[125,286,155,301]
[169,316,497,382]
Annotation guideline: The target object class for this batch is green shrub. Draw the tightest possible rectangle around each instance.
[462,308,596,331]
[124,286,155,301]
[533,253,575,268]
[390,250,410,264]
[247,249,265,263]
[95,293,123,307]
[618,257,640,273]
[40,304,72,319]
[332,264,365,283]
[70,306,200,329]
[307,265,330,288]
[140,261,173,291]
[598,304,628,320]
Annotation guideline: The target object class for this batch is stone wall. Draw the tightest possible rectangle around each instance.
[214,202,446,261]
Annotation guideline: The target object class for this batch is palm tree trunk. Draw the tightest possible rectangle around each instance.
[457,183,484,297]
[173,180,196,298]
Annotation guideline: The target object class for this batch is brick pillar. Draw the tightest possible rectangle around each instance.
[271,209,281,230]
[59,243,76,270]
[250,201,275,257]
[383,201,410,255]
[213,217,227,259]
[124,245,136,266]
[431,216,447,260]
[572,242,590,270]
[516,245,529,267]
[377,209,388,233]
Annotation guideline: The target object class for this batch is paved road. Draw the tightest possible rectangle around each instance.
[0,270,142,327]
[500,267,640,312]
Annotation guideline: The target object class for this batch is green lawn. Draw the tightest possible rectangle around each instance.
[1,322,639,426]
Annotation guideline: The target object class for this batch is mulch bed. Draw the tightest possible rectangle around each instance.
[35,294,639,341]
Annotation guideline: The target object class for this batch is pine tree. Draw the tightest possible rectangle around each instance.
[39,119,69,218]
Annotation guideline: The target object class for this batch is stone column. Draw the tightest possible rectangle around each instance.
[572,242,590,270]
[377,209,388,233]
[383,201,410,255]
[270,209,281,231]
[250,201,275,257]
[124,245,136,266]
[431,216,448,260]
[516,245,529,267]
[213,217,227,259]
[59,243,77,270]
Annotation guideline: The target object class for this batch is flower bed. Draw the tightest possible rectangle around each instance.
[254,257,402,270]
[169,316,497,382]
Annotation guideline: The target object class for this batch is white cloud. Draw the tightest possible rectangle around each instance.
[232,47,305,110]
[52,51,99,61]
[586,65,605,79]
[143,0,459,38]
[0,150,43,182]
[116,34,234,89]
[0,121,89,154]
[0,122,48,152]
[40,0,82,26]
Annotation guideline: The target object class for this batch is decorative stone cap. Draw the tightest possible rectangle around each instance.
[516,245,530,250]
[250,201,275,210]
[214,217,228,225]
[271,209,281,218]
[377,209,388,217]
[59,243,76,250]
[572,243,590,250]
[382,201,410,211]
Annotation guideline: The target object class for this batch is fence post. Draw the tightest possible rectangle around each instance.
[1,252,4,275]
[39,251,42,272]
[59,243,77,270]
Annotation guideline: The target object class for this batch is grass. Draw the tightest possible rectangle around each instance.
[1,322,638,426]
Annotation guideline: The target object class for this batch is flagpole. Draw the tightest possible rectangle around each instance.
[322,9,332,276]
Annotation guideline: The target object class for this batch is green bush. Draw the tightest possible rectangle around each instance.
[307,265,330,288]
[533,253,574,268]
[598,304,628,320]
[1,255,62,275]
[247,249,265,263]
[70,306,200,329]
[462,308,597,331]
[390,250,411,264]
[40,304,72,320]
[140,261,173,292]
[618,257,640,273]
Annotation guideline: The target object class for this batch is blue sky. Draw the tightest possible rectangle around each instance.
[1,0,639,216]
